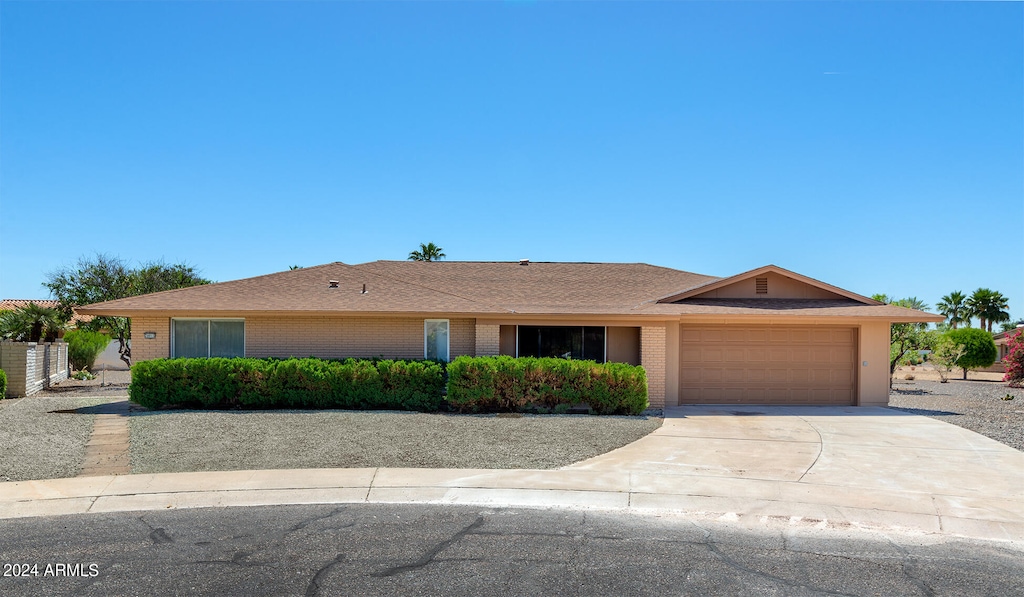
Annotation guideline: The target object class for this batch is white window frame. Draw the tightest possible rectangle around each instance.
[424,319,450,362]
[171,318,246,358]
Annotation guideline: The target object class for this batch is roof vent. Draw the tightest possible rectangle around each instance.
[755,277,768,294]
[361,283,368,294]
[328,280,339,289]
[519,259,530,266]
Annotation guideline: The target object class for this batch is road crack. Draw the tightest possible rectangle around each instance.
[373,516,485,577]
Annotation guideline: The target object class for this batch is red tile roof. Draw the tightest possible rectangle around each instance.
[0,299,93,325]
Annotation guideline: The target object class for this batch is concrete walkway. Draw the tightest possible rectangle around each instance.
[2,405,1023,544]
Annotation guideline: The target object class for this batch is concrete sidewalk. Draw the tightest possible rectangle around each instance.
[2,406,1023,544]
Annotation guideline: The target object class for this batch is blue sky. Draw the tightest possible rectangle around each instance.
[1,1,1021,322]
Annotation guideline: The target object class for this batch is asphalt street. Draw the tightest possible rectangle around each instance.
[1,504,1021,596]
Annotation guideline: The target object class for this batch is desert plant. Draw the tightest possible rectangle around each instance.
[1002,329,1024,388]
[64,329,112,372]
[944,328,997,380]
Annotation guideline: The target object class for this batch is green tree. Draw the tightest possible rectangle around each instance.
[64,329,112,371]
[45,254,210,366]
[936,291,967,329]
[408,242,446,262]
[0,302,66,342]
[872,294,931,384]
[944,328,997,380]
[1000,319,1024,333]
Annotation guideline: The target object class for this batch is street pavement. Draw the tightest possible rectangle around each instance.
[1,503,1022,596]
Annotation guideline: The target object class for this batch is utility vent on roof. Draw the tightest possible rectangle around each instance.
[755,277,768,294]
[519,259,530,266]
[328,280,339,289]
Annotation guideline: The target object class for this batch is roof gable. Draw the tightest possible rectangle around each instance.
[657,265,883,305]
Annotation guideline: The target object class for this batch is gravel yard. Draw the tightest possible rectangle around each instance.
[889,379,1024,452]
[129,410,663,474]
[0,396,120,482]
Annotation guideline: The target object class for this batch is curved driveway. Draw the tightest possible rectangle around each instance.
[2,406,1023,544]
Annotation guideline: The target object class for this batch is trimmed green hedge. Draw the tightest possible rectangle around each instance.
[0,368,7,398]
[129,357,445,411]
[446,356,648,415]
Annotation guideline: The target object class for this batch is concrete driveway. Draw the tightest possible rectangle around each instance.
[568,405,1024,540]
[3,406,1023,543]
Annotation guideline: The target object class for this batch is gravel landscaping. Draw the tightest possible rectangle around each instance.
[889,379,1024,452]
[129,410,663,474]
[0,396,121,482]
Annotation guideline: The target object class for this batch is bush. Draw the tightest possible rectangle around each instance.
[64,329,111,371]
[0,368,6,398]
[128,357,445,411]
[446,356,648,415]
[1003,329,1024,388]
[945,328,997,380]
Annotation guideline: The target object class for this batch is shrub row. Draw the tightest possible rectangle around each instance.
[130,356,650,415]
[129,357,445,411]
[0,368,7,398]
[446,356,648,415]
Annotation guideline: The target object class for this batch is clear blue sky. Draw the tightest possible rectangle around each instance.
[1,1,1021,321]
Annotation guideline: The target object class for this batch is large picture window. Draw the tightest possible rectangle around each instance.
[424,319,450,362]
[517,326,605,362]
[172,319,244,358]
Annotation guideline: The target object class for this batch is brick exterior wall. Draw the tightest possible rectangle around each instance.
[131,317,172,362]
[0,341,69,397]
[474,323,500,357]
[128,316,476,361]
[640,325,667,409]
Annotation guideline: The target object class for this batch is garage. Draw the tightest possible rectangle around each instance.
[679,325,857,405]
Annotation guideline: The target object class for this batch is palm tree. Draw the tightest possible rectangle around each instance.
[966,288,993,330]
[984,291,1011,333]
[966,288,1010,332]
[408,242,446,262]
[936,291,967,329]
[0,302,65,342]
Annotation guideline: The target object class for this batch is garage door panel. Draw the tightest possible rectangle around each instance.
[679,325,856,406]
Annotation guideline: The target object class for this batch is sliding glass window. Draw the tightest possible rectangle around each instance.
[517,326,605,362]
[172,319,244,358]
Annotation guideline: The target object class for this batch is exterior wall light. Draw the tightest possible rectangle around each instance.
[144,332,157,339]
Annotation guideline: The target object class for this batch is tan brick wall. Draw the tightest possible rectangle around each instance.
[474,323,500,356]
[641,325,667,409]
[246,316,476,360]
[131,317,171,362]
[0,341,67,396]
[128,316,476,362]
[1,341,30,397]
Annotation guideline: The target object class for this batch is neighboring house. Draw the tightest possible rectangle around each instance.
[77,261,941,408]
[0,299,93,331]
[994,327,1023,363]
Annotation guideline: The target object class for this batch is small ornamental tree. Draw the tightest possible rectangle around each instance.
[930,337,967,384]
[1003,329,1024,388]
[945,328,997,380]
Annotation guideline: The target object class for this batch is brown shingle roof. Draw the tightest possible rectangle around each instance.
[75,261,940,322]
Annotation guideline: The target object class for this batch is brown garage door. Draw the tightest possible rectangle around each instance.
[679,326,856,405]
